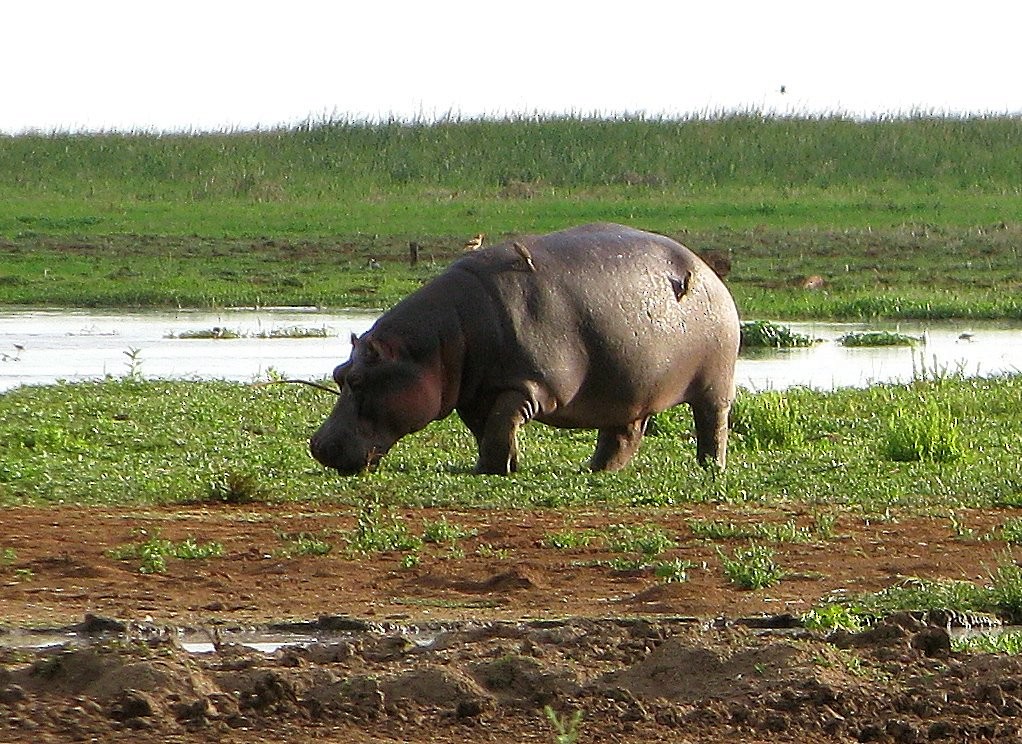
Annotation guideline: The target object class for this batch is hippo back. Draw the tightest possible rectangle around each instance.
[452,223,739,429]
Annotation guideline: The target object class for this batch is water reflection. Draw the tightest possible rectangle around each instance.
[0,308,376,392]
[739,321,1022,390]
[1,310,1020,392]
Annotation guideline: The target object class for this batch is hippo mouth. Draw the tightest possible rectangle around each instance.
[313,441,389,476]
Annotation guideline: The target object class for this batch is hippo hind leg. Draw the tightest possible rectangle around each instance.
[589,418,648,471]
[690,396,732,469]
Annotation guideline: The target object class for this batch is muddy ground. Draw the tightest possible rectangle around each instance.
[3,503,1022,743]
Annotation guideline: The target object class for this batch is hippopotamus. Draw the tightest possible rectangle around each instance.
[310,223,740,476]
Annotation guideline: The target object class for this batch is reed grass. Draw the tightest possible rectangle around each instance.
[5,113,1022,199]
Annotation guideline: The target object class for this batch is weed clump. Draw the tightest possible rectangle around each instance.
[717,543,784,589]
[837,330,919,347]
[730,390,805,450]
[883,398,963,463]
[740,320,815,349]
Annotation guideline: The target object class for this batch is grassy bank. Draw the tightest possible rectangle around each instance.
[2,372,1020,511]
[2,114,1020,318]
[2,224,1019,320]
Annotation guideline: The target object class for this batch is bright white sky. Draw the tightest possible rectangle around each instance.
[3,1,1020,133]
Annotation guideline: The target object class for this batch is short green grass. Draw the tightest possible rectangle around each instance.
[2,372,1021,513]
[717,543,785,590]
[107,531,224,574]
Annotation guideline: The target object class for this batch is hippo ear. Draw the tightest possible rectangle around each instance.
[363,337,398,362]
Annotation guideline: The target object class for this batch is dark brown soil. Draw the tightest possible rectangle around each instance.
[2,503,1021,743]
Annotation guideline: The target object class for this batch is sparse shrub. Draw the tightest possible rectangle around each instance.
[883,398,963,462]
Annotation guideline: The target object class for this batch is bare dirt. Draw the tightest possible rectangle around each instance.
[3,502,1022,743]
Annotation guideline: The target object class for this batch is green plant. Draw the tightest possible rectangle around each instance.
[998,518,1022,544]
[740,320,815,349]
[802,604,865,631]
[730,390,806,450]
[883,398,964,462]
[603,523,676,556]
[840,577,989,619]
[989,560,1022,623]
[205,469,270,504]
[345,499,423,554]
[108,531,224,574]
[278,532,333,557]
[687,518,815,543]
[544,705,584,744]
[0,547,15,565]
[717,543,784,589]
[172,536,225,560]
[421,517,477,544]
[652,558,694,583]
[123,347,143,380]
[543,530,597,550]
[837,331,919,347]
[953,630,1022,654]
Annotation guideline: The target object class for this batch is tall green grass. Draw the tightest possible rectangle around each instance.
[6,113,1022,197]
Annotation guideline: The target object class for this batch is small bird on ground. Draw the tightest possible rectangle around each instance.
[463,233,485,251]
[513,241,536,272]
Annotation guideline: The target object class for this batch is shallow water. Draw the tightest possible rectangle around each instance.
[0,307,376,392]
[737,321,1022,390]
[0,309,1020,392]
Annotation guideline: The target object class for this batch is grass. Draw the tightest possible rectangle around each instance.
[1,115,1021,319]
[883,397,964,463]
[2,373,1022,512]
[717,543,784,590]
[826,558,1022,627]
[740,320,815,349]
[107,531,224,574]
[837,330,920,347]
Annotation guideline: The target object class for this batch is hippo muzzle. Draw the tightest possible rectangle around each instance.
[309,394,392,475]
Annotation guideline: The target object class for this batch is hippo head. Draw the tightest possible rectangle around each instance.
[310,332,446,475]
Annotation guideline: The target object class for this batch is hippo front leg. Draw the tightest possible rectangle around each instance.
[589,418,648,471]
[473,390,535,475]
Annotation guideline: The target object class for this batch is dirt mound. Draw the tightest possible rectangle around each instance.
[5,616,1022,743]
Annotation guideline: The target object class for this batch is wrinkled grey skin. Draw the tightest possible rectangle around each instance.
[310,223,740,476]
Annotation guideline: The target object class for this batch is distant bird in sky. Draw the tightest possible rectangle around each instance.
[463,233,485,251]
[780,85,787,94]
[513,241,536,272]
